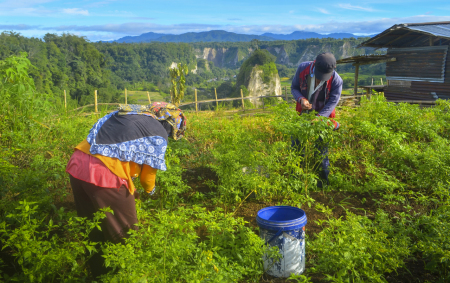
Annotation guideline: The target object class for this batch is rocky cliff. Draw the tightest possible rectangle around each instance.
[247,66,282,107]
[194,47,246,68]
[192,38,373,68]
[235,49,282,107]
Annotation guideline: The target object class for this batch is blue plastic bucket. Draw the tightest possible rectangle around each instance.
[256,206,307,278]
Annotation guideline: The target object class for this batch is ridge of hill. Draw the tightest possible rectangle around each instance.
[261,31,362,40]
[115,32,170,43]
[114,30,275,43]
[112,30,367,43]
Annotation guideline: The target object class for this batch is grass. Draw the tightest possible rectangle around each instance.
[340,72,386,86]
[2,96,450,282]
[280,77,292,87]
[341,89,353,95]
[2,53,449,282]
[119,90,165,103]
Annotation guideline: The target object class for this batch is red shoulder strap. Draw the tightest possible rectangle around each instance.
[326,73,334,92]
[299,62,313,81]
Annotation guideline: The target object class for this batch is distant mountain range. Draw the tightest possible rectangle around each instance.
[261,31,366,40]
[110,30,371,43]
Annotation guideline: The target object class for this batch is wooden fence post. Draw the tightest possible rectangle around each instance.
[285,86,288,102]
[354,64,360,96]
[95,90,98,112]
[125,88,127,104]
[147,91,151,104]
[195,89,198,112]
[214,88,218,110]
[64,89,67,109]
[366,87,372,100]
[240,89,245,110]
[381,78,384,85]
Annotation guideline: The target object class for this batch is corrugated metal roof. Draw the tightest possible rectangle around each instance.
[407,23,450,38]
[359,21,450,48]
[336,54,392,65]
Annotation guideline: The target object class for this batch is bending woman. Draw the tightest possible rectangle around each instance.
[65,102,186,277]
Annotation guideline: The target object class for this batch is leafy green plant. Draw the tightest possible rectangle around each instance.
[0,200,109,282]
[100,205,274,282]
[410,185,450,281]
[309,211,410,283]
[0,52,36,110]
[271,102,335,194]
[169,63,188,107]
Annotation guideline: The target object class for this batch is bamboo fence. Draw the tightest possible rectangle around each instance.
[63,87,434,114]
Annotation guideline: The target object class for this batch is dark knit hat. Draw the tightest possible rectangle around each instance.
[314,52,336,81]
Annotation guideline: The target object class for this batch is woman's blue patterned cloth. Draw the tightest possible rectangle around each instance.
[86,111,168,171]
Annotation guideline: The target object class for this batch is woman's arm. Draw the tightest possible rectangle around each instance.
[140,165,158,193]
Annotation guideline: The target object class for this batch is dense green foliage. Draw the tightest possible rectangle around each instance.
[185,97,450,282]
[94,41,197,87]
[259,62,278,84]
[0,32,119,105]
[0,55,278,282]
[310,211,410,282]
[4,46,448,282]
[0,32,198,105]
[0,52,37,111]
[235,49,277,90]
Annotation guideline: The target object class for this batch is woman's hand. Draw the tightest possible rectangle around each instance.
[301,98,312,110]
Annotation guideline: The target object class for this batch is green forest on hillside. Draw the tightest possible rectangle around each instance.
[0,32,385,108]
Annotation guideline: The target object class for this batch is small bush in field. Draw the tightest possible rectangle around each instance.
[309,211,410,283]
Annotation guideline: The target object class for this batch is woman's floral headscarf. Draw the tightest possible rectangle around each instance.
[118,102,186,140]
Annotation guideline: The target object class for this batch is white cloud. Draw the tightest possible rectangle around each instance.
[293,14,450,33]
[37,14,450,36]
[62,8,89,16]
[0,0,54,9]
[318,8,330,14]
[221,14,450,34]
[0,8,53,16]
[0,0,55,16]
[338,3,377,12]
[86,0,117,8]
[132,17,156,20]
[0,24,40,30]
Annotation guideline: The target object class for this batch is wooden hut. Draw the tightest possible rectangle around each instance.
[358,21,450,101]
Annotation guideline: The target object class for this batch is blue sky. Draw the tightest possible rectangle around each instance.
[1,0,450,41]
